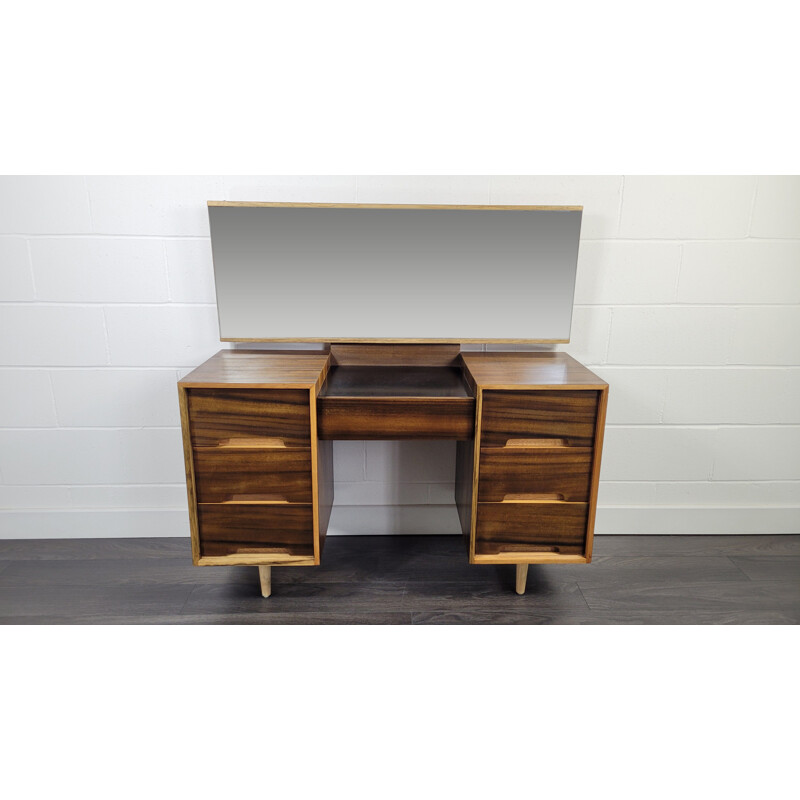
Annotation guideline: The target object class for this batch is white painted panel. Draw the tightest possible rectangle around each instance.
[574,241,681,304]
[0,370,57,426]
[619,176,755,239]
[601,427,716,481]
[51,369,181,427]
[713,427,800,480]
[750,176,800,238]
[0,176,91,234]
[0,429,184,484]
[0,238,35,300]
[678,241,800,304]
[31,238,169,302]
[0,306,108,366]
[86,176,224,236]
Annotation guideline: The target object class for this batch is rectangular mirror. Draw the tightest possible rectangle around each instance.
[208,203,582,342]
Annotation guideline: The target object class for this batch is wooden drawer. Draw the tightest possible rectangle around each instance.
[480,390,598,447]
[187,388,311,448]
[478,446,592,503]
[197,504,314,558]
[193,447,312,504]
[475,501,588,556]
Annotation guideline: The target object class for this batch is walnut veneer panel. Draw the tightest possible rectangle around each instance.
[480,390,599,448]
[317,398,474,440]
[179,350,331,390]
[475,502,589,556]
[460,351,607,389]
[188,389,312,448]
[193,448,312,504]
[478,447,593,503]
[197,504,314,558]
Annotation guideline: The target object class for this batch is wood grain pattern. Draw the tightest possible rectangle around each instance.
[475,502,589,557]
[197,504,314,559]
[480,390,599,448]
[515,564,528,595]
[469,388,484,562]
[584,385,609,562]
[461,351,607,389]
[331,343,461,367]
[317,439,335,552]
[478,447,593,503]
[317,398,474,440]
[258,566,272,598]
[454,439,475,544]
[192,447,312,504]
[188,388,311,447]
[179,350,331,391]
[178,386,201,565]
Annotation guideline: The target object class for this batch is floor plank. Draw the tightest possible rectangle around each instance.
[727,556,800,582]
[0,534,798,624]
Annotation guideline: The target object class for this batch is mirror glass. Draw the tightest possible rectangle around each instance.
[208,204,582,342]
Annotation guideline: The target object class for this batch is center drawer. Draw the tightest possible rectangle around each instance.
[478,446,593,503]
[193,446,312,504]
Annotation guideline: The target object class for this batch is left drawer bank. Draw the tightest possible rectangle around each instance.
[178,351,334,567]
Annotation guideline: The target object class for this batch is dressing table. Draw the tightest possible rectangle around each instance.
[179,344,607,596]
[178,202,607,597]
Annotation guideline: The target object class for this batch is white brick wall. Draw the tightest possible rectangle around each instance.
[1,175,798,539]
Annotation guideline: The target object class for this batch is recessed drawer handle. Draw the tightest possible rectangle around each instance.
[503,438,567,448]
[215,437,288,449]
[493,544,561,554]
[220,493,291,504]
[502,493,565,502]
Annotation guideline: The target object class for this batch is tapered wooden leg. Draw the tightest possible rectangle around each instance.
[258,566,272,598]
[515,564,528,595]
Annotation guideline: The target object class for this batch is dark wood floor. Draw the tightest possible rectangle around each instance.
[0,534,798,624]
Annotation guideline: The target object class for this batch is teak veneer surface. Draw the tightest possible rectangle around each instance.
[480,390,599,448]
[178,348,608,576]
[460,352,607,389]
[330,343,461,367]
[475,502,589,555]
[193,448,313,504]
[477,448,593,503]
[197,504,315,559]
[188,389,312,448]
[179,350,331,389]
[317,398,475,441]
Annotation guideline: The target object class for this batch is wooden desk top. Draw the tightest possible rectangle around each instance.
[460,351,606,390]
[179,349,606,393]
[179,350,331,390]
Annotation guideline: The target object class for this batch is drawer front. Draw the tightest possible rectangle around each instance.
[480,390,598,448]
[478,448,593,503]
[188,388,311,447]
[475,502,588,556]
[193,448,312,504]
[197,504,314,558]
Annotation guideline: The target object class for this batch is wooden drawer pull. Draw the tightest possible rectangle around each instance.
[502,493,565,503]
[504,438,567,448]
[215,437,289,449]
[490,544,560,554]
[219,493,291,504]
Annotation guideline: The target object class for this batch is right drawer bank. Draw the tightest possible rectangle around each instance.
[475,389,601,560]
